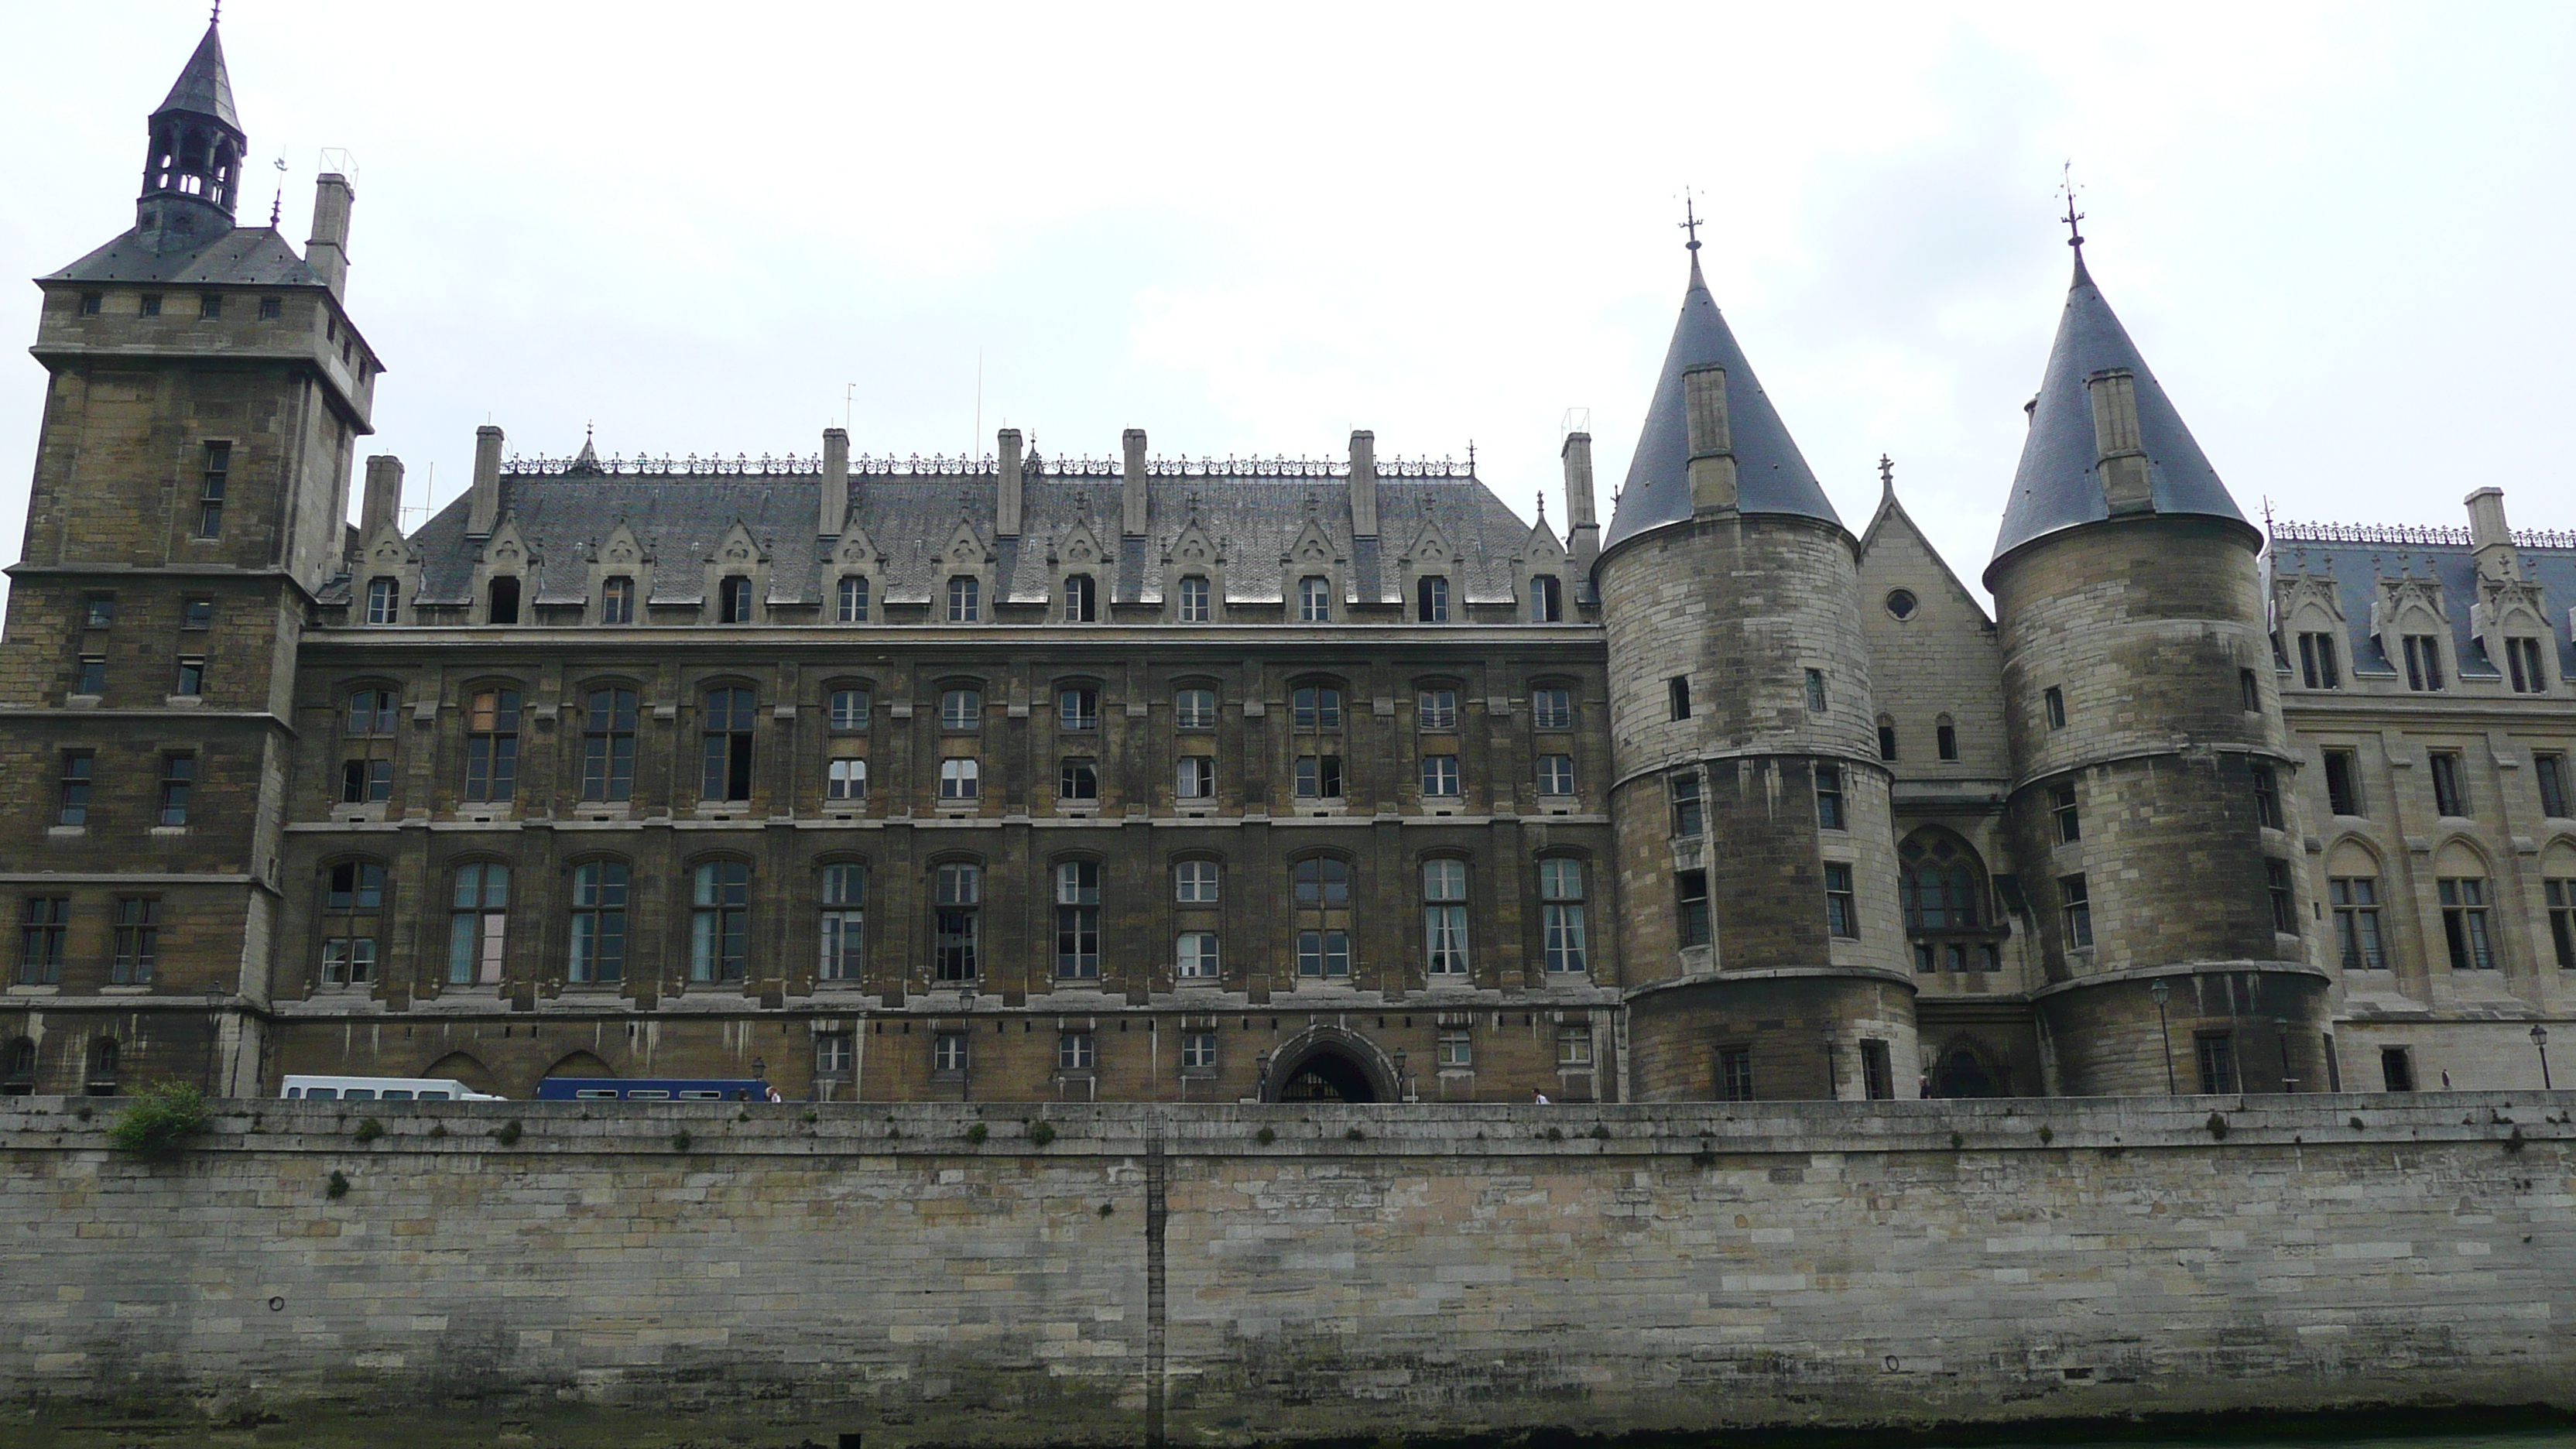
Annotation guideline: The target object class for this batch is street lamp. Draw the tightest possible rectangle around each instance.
[2273,1016,2293,1094]
[2148,980,2176,1095]
[2535,1025,2554,1091]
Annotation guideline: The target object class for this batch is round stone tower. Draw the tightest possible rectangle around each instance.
[1985,247,2328,1096]
[1597,253,1915,1102]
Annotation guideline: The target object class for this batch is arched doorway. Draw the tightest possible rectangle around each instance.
[1933,1045,2002,1098]
[1261,1025,1398,1103]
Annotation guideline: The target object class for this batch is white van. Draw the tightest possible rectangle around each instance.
[281,1074,505,1102]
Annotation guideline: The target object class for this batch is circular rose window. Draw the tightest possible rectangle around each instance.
[1885,589,1918,621]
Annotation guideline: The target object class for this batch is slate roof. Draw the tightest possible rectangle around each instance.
[1991,254,2245,564]
[2267,533,2576,683]
[45,225,324,287]
[155,21,239,131]
[1601,255,1843,553]
[405,467,1552,611]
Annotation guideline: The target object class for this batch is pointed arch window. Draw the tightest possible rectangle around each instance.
[1900,831,1999,973]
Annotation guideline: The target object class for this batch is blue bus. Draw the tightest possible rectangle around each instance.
[535,1077,772,1102]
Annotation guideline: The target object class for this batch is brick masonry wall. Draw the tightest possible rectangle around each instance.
[1,1095,2567,1447]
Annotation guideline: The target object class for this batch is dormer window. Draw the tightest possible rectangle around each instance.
[1177,575,1211,622]
[2297,632,2341,690]
[80,293,102,316]
[837,575,870,623]
[365,577,399,625]
[1416,576,1449,623]
[600,577,635,625]
[1530,574,1563,623]
[199,293,221,319]
[2506,637,2548,694]
[1063,574,1097,623]
[139,294,162,317]
[2402,635,2444,692]
[718,576,753,624]
[947,576,980,623]
[258,296,281,320]
[1298,576,1330,623]
[487,577,520,625]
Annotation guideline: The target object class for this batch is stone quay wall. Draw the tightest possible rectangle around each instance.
[2,1094,2572,1447]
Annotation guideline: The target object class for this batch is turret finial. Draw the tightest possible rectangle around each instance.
[2058,161,2087,262]
[1678,190,1704,253]
[1878,454,1894,496]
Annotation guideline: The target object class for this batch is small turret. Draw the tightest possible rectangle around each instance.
[135,19,245,253]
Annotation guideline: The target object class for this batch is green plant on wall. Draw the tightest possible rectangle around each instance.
[106,1081,210,1161]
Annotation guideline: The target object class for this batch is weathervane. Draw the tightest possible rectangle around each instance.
[2058,161,2086,258]
[269,157,286,227]
[1679,190,1704,253]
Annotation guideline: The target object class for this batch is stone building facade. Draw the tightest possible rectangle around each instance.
[2,20,2568,1104]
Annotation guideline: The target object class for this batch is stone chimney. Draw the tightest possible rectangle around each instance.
[2465,486,2517,578]
[360,455,403,540]
[820,428,851,538]
[1122,429,1149,537]
[1348,430,1379,538]
[996,429,1024,536]
[1560,430,1600,570]
[2087,368,2153,515]
[1683,365,1737,512]
[467,425,504,538]
[307,173,355,299]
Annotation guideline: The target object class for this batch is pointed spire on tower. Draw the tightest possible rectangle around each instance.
[155,16,240,133]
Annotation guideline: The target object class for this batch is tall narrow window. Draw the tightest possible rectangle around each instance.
[2506,636,2547,694]
[1540,858,1588,973]
[2194,1033,2237,1094]
[837,574,871,622]
[1417,688,1458,730]
[934,863,980,981]
[1423,859,1469,975]
[1293,858,1352,978]
[2379,1046,2415,1093]
[1529,574,1564,622]
[1536,753,1575,797]
[1416,575,1449,623]
[196,442,228,536]
[2050,781,2080,843]
[1937,721,1958,760]
[2297,632,2341,690]
[1175,687,1217,729]
[1718,1045,1754,1101]
[1063,574,1096,622]
[2323,748,2362,816]
[18,898,70,985]
[940,688,981,731]
[1670,771,1703,838]
[447,862,509,985]
[2044,687,2066,730]
[57,751,94,826]
[1877,718,1899,761]
[1059,687,1099,731]
[1668,677,1690,721]
[2266,859,2297,933]
[366,577,399,625]
[1860,1040,1895,1101]
[157,753,194,825]
[2439,877,2496,969]
[487,576,521,625]
[2060,873,2093,948]
[1055,862,1101,978]
[1177,575,1211,622]
[1420,753,1461,797]
[111,898,159,985]
[1824,862,1858,938]
[2251,763,2283,829]
[567,862,628,984]
[2546,879,2576,969]
[701,687,755,801]
[1676,870,1711,947]
[1299,576,1331,622]
[600,576,635,625]
[320,862,385,985]
[2539,753,2571,818]
[2403,634,2444,692]
[1805,669,1828,712]
[1532,687,1572,731]
[581,688,638,802]
[947,576,980,622]
[2239,667,2260,712]
[2430,751,2466,817]
[939,759,980,800]
[819,863,865,981]
[1176,755,1215,800]
[1814,764,1846,830]
[690,861,751,982]
[2331,877,2385,970]
[717,576,752,624]
[465,688,522,802]
[830,688,872,731]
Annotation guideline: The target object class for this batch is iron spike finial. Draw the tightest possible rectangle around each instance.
[1679,190,1704,253]
[2058,161,2087,257]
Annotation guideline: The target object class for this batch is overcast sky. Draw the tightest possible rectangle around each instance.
[4,2,2571,610]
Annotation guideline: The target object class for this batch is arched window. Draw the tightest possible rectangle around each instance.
[320,861,385,985]
[2,1038,35,1096]
[1877,714,1899,762]
[1540,858,1588,974]
[581,687,638,802]
[690,860,751,982]
[84,1039,118,1096]
[446,862,509,985]
[819,862,865,981]
[1936,714,1959,761]
[487,576,520,625]
[1416,575,1450,623]
[1899,830,1998,973]
[1530,574,1563,623]
[1055,862,1101,979]
[464,687,522,802]
[701,687,755,801]
[567,861,628,985]
[1423,858,1469,975]
[1063,574,1097,623]
[1293,858,1352,978]
[1177,575,1211,622]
